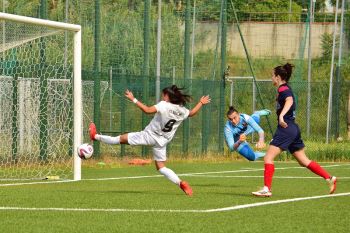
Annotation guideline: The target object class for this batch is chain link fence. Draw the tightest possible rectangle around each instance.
[81,71,350,157]
[3,1,350,158]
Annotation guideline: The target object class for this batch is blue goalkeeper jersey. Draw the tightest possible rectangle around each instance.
[224,113,264,151]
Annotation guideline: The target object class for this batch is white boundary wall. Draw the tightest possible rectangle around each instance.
[193,22,343,59]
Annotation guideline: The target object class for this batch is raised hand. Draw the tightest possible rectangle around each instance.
[255,141,266,150]
[125,89,135,101]
[200,95,211,105]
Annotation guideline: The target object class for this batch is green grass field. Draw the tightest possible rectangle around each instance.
[0,161,349,233]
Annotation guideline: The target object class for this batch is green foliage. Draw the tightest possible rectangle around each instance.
[5,0,39,17]
[294,0,326,12]
[320,32,339,60]
[195,0,305,22]
[239,0,298,12]
[195,0,221,21]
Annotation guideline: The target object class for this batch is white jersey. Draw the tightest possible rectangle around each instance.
[144,101,190,146]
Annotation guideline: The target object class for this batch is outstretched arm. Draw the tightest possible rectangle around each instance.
[224,126,235,151]
[245,117,265,149]
[125,89,157,114]
[188,95,211,117]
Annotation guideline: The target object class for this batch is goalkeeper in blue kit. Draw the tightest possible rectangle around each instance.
[224,106,270,161]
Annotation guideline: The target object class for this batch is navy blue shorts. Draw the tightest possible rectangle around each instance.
[270,122,305,153]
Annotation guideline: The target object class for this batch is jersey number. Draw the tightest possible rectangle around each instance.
[162,119,176,132]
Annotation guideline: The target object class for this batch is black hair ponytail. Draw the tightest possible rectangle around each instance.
[274,63,294,82]
[162,85,192,105]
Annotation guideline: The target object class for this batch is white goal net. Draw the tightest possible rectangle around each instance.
[0,13,82,181]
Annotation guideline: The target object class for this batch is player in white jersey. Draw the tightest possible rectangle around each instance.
[89,85,210,196]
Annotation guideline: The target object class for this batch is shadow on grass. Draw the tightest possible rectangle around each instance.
[194,183,240,188]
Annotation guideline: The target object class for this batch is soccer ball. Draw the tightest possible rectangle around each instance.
[77,143,93,159]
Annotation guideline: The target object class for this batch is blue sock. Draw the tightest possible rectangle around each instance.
[237,143,257,161]
[237,143,266,161]
[254,151,265,160]
[254,109,271,116]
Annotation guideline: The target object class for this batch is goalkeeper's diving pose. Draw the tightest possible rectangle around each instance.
[224,106,270,161]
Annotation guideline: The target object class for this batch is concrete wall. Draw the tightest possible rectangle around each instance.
[194,21,342,59]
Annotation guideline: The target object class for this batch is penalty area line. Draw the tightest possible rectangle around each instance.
[0,192,349,213]
[1,164,346,186]
[204,192,350,212]
[84,164,344,181]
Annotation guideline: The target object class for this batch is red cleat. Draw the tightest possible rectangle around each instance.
[89,122,97,141]
[328,176,337,194]
[180,181,193,196]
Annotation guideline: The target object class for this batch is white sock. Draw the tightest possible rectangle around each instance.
[95,135,120,145]
[158,167,181,185]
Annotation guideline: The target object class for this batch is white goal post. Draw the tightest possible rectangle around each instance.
[0,13,82,181]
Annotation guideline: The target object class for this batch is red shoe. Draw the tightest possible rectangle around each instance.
[89,123,97,141]
[328,176,337,194]
[180,181,193,196]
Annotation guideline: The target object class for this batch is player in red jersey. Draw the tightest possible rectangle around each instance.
[252,63,337,197]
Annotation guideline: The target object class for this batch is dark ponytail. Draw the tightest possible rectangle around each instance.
[226,106,238,116]
[274,63,294,82]
[162,85,192,105]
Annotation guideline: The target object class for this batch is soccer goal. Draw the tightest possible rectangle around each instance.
[0,13,82,181]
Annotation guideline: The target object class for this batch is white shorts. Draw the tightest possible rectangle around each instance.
[127,131,167,161]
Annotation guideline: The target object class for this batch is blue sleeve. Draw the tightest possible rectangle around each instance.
[224,122,235,151]
[244,116,264,135]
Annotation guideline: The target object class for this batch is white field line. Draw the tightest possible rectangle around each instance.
[0,180,77,187]
[83,164,343,181]
[0,164,347,187]
[203,192,350,213]
[0,192,349,213]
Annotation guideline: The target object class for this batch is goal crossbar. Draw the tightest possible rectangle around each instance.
[0,13,81,32]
